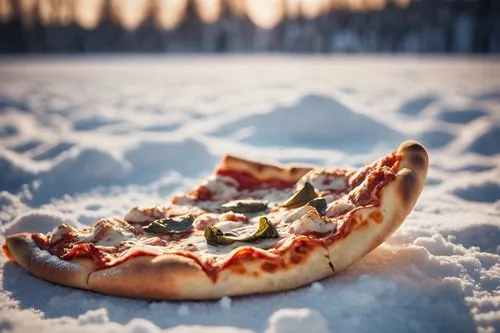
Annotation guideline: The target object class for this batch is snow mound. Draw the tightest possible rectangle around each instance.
[0,93,29,112]
[447,223,500,253]
[34,147,131,204]
[0,149,36,192]
[413,234,467,256]
[453,182,500,203]
[474,91,500,102]
[464,125,500,156]
[73,117,123,131]
[12,140,42,153]
[437,108,488,124]
[417,129,455,149]
[212,95,404,152]
[265,308,329,333]
[32,142,75,161]
[0,191,21,209]
[398,94,438,116]
[0,124,18,138]
[3,210,77,235]
[125,139,215,182]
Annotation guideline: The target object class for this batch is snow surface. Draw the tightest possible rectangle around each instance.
[0,56,499,333]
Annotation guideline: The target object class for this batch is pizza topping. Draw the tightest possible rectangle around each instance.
[221,199,268,214]
[124,207,163,224]
[287,207,336,236]
[198,175,239,201]
[204,217,279,246]
[213,220,248,233]
[142,215,194,234]
[281,182,317,209]
[349,167,396,207]
[49,224,74,244]
[216,169,294,191]
[298,169,349,192]
[193,212,248,231]
[307,198,328,216]
[325,201,356,218]
[349,153,400,188]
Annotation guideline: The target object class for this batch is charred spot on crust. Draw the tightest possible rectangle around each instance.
[328,261,335,272]
[409,152,427,170]
[254,162,265,172]
[401,142,428,169]
[261,262,278,273]
[399,170,418,204]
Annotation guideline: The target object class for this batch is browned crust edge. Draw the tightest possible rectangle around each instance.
[217,154,313,183]
[5,233,95,289]
[87,244,333,300]
[327,140,429,271]
[4,140,428,300]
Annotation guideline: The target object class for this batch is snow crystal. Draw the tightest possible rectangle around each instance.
[219,296,232,310]
[310,282,323,292]
[264,308,329,333]
[177,304,190,316]
[76,309,109,325]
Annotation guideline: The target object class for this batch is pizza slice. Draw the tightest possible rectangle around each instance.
[3,140,428,300]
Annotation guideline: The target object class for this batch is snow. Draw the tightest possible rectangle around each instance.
[219,297,232,310]
[0,56,499,333]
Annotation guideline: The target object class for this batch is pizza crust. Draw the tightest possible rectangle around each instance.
[87,243,333,300]
[217,154,313,183]
[327,140,429,271]
[4,140,428,300]
[5,233,94,289]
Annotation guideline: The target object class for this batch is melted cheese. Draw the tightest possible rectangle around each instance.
[124,207,158,223]
[202,175,239,201]
[298,170,347,192]
[49,224,73,244]
[288,207,336,235]
[326,201,355,218]
[93,226,136,247]
[213,220,247,232]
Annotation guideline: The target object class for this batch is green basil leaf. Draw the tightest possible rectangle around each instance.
[281,182,317,209]
[204,217,279,246]
[221,200,268,214]
[143,215,194,234]
[307,198,327,216]
[204,226,237,246]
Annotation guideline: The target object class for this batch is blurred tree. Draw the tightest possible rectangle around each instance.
[0,0,498,54]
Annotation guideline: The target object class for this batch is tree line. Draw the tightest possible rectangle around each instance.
[0,0,499,53]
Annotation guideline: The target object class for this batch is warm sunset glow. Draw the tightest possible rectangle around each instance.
[112,0,149,30]
[195,0,221,24]
[0,0,13,23]
[245,0,285,29]
[301,0,330,20]
[392,0,411,8]
[74,0,103,29]
[284,0,300,19]
[155,0,187,29]
[39,0,73,25]
[7,0,411,30]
